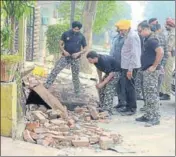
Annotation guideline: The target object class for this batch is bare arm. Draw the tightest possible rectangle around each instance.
[101,72,115,86]
[59,40,65,53]
[152,47,164,68]
[79,46,88,55]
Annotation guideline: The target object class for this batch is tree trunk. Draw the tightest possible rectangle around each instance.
[80,1,98,74]
[10,16,15,54]
[70,0,76,28]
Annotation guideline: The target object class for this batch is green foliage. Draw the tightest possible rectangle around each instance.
[45,23,70,54]
[57,1,127,34]
[1,54,22,64]
[1,26,12,50]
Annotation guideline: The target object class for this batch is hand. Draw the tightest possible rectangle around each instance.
[96,82,104,89]
[63,51,70,57]
[72,52,81,59]
[147,65,156,72]
[127,71,133,80]
[160,66,165,74]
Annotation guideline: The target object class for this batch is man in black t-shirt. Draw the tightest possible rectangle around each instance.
[44,21,87,96]
[136,22,164,127]
[87,51,120,115]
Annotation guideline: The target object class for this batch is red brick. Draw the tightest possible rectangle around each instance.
[67,119,75,127]
[30,131,38,140]
[88,106,99,120]
[72,137,89,147]
[23,130,36,143]
[37,136,54,146]
[99,136,113,150]
[26,122,40,132]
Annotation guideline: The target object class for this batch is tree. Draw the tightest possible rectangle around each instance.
[70,0,76,28]
[2,1,35,54]
[79,1,98,74]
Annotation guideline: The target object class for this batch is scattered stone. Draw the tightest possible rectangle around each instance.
[48,110,61,120]
[50,119,67,125]
[72,137,89,147]
[74,107,84,114]
[30,131,38,140]
[59,125,70,132]
[44,122,52,128]
[34,127,48,134]
[88,106,99,120]
[37,136,54,146]
[38,105,47,113]
[84,116,91,121]
[89,136,99,144]
[29,104,39,111]
[67,119,75,127]
[99,136,113,150]
[23,130,36,143]
[26,121,40,131]
[32,111,48,124]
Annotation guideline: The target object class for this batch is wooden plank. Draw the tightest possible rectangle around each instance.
[32,84,68,119]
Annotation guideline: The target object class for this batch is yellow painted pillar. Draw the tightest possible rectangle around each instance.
[1,82,17,138]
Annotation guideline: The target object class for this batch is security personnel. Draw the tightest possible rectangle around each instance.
[87,51,120,115]
[136,22,163,127]
[44,21,87,96]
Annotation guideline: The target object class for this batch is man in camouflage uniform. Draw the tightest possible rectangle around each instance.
[44,21,87,95]
[87,51,120,115]
[136,22,163,127]
[160,18,175,100]
[153,24,169,94]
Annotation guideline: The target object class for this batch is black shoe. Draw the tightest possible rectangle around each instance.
[121,110,136,116]
[115,104,125,109]
[118,107,130,112]
[145,119,160,127]
[140,107,146,112]
[136,116,149,122]
[160,94,170,100]
[159,92,163,97]
[117,106,126,112]
[137,97,144,100]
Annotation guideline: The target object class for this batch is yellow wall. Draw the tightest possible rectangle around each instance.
[1,82,17,137]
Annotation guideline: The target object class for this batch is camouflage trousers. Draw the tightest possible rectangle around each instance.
[44,56,80,94]
[135,69,143,99]
[142,70,160,120]
[99,72,120,114]
[160,56,175,94]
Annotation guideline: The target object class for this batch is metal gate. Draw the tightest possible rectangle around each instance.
[26,6,35,61]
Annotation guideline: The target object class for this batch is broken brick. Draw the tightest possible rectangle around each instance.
[50,119,67,125]
[89,136,99,144]
[88,106,99,120]
[34,127,48,134]
[26,121,40,132]
[32,111,48,124]
[51,135,65,142]
[84,116,91,121]
[99,136,113,150]
[37,136,54,147]
[23,130,36,143]
[59,125,70,132]
[67,119,75,127]
[74,107,84,114]
[30,131,38,140]
[49,110,61,120]
[72,137,89,147]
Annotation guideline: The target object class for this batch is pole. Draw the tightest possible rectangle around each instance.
[70,0,76,28]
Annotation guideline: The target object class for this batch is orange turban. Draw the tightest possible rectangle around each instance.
[115,20,131,30]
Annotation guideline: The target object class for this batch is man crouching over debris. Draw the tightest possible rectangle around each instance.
[44,21,87,96]
[87,51,120,115]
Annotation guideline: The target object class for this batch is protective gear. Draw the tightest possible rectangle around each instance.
[115,20,131,30]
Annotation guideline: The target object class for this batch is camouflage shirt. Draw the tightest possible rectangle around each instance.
[167,28,175,56]
[154,31,168,67]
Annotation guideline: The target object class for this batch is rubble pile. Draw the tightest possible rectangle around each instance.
[24,104,123,150]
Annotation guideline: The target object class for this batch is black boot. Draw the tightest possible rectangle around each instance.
[160,94,170,100]
[136,116,149,122]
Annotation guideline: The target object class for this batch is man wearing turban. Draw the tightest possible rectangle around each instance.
[160,17,175,100]
[116,20,141,115]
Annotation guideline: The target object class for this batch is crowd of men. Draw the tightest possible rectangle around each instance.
[44,18,175,127]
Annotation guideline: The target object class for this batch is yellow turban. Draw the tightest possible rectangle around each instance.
[115,20,131,30]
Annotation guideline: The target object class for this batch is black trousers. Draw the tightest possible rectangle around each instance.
[120,69,138,110]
